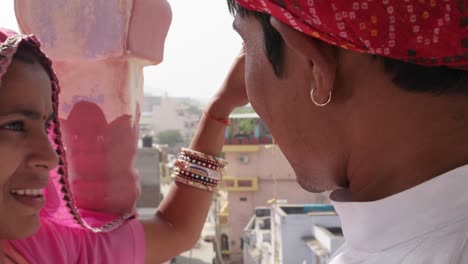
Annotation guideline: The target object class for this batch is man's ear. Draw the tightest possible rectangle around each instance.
[271,17,337,105]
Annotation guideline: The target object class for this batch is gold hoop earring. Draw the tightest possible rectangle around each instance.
[311,87,332,107]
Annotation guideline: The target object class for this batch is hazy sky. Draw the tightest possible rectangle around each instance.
[0,0,242,99]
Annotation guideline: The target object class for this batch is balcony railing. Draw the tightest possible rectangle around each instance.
[224,135,273,145]
[225,112,273,145]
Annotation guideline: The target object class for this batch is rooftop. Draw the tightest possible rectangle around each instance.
[326,227,343,236]
[280,204,336,215]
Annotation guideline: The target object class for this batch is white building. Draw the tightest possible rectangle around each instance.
[135,147,162,208]
[151,94,201,142]
[243,204,344,264]
[140,94,162,135]
[140,93,202,146]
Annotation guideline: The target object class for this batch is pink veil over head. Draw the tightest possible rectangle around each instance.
[0,28,133,233]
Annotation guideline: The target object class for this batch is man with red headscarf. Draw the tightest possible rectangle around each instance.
[228,0,468,262]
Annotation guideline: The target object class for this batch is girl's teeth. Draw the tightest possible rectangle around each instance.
[11,189,44,197]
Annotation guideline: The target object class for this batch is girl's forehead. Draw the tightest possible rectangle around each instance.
[0,60,51,99]
[0,36,27,92]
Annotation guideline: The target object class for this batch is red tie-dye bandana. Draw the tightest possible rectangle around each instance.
[234,0,468,69]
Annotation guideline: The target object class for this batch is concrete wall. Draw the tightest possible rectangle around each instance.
[15,0,171,215]
[225,146,296,180]
[313,225,344,254]
[279,214,341,264]
[152,96,200,139]
[135,147,161,207]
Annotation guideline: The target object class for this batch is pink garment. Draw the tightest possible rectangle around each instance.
[0,28,146,263]
[9,217,146,264]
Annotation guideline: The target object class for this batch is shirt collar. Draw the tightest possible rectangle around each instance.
[330,165,468,252]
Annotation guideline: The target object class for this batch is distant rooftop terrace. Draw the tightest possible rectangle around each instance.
[224,113,273,145]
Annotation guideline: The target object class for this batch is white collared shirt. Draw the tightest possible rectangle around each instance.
[329,165,468,264]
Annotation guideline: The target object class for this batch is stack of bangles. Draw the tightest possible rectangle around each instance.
[172,148,228,192]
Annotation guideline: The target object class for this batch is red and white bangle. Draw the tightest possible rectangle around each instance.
[181,148,228,168]
[175,160,223,181]
[172,175,217,192]
[172,148,227,192]
[178,154,225,171]
[174,169,220,186]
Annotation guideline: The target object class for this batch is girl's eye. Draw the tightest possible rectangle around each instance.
[3,121,26,132]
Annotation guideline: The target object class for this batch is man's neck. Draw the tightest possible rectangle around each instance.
[345,92,468,202]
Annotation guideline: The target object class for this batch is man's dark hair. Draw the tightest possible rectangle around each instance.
[228,0,468,94]
[228,1,285,76]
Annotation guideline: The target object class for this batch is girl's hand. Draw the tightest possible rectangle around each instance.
[207,45,248,117]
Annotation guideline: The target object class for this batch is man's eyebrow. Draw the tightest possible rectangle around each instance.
[0,109,56,121]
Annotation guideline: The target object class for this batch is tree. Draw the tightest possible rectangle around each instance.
[233,106,256,133]
[155,130,183,147]
[238,118,256,133]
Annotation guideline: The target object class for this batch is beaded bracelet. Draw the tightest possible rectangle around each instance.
[174,172,219,188]
[178,154,224,171]
[181,148,228,168]
[172,175,217,192]
[175,160,223,180]
[172,148,227,192]
[174,167,220,184]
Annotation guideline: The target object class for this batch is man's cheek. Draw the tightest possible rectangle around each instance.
[247,90,275,127]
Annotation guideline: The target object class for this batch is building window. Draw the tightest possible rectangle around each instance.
[240,197,248,202]
[222,179,235,188]
[221,234,230,251]
[238,180,253,188]
[220,177,258,192]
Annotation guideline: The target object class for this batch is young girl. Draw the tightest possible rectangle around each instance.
[0,28,247,264]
